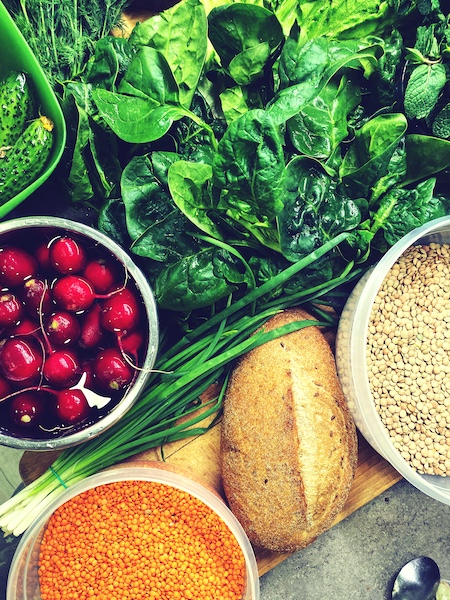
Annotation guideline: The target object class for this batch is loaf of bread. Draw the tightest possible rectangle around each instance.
[220,308,358,552]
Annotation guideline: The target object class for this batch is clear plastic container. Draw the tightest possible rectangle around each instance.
[0,216,159,451]
[0,1,66,218]
[336,215,450,504]
[7,465,260,600]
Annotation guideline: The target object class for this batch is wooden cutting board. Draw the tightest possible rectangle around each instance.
[19,420,402,577]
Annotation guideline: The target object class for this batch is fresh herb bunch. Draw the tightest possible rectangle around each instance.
[402,2,450,136]
[3,0,130,86]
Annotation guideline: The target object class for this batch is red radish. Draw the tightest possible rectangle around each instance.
[49,236,87,274]
[6,318,40,338]
[0,375,11,398]
[93,347,133,392]
[79,303,105,349]
[9,391,45,427]
[0,293,23,327]
[45,311,80,346]
[43,349,80,388]
[0,246,37,287]
[56,388,90,424]
[117,329,145,363]
[0,336,43,383]
[100,287,140,334]
[22,278,53,316]
[0,228,148,437]
[82,257,120,294]
[35,241,52,272]
[52,276,95,312]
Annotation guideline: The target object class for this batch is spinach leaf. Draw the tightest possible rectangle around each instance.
[403,134,450,185]
[171,93,223,164]
[129,0,207,108]
[340,113,408,197]
[168,161,222,239]
[121,153,204,262]
[220,86,253,124]
[269,36,383,125]
[279,157,364,262]
[296,0,410,45]
[85,35,135,89]
[373,178,450,250]
[212,109,285,249]
[92,47,187,143]
[66,100,95,204]
[287,75,361,160]
[278,33,330,89]
[93,89,186,143]
[118,46,179,102]
[154,247,247,310]
[370,141,407,205]
[98,197,130,247]
[369,29,403,106]
[208,3,284,85]
[279,33,383,89]
[62,86,122,205]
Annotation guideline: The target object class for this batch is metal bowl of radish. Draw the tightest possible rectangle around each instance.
[0,216,159,450]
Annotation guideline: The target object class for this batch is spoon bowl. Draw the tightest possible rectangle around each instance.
[391,556,440,600]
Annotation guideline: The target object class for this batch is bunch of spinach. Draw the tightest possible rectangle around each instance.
[10,0,450,316]
[77,0,450,314]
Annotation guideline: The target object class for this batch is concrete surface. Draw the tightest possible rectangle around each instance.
[259,478,450,599]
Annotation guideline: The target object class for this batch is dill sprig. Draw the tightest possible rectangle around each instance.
[4,0,130,86]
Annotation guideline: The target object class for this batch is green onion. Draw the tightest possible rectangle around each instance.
[0,232,361,536]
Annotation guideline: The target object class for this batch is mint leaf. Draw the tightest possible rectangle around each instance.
[432,102,450,138]
[404,62,447,120]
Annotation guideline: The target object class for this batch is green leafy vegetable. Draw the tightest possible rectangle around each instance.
[340,113,408,198]
[212,109,285,249]
[404,62,447,120]
[130,0,208,107]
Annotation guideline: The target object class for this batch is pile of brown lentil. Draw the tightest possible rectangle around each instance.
[38,479,246,600]
[367,243,450,477]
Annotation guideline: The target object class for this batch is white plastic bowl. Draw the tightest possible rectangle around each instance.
[7,465,260,600]
[336,215,450,505]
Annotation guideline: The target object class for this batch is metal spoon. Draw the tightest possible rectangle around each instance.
[391,556,441,600]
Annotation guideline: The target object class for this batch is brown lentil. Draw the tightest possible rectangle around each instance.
[38,480,246,600]
[367,243,450,477]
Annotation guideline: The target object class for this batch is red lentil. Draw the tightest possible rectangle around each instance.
[38,480,246,600]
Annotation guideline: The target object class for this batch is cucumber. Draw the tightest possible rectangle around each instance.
[0,115,54,205]
[0,71,37,150]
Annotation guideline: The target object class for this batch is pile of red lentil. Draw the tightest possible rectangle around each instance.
[38,479,246,600]
[367,243,450,477]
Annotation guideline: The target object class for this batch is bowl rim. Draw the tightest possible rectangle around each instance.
[7,465,260,600]
[345,215,450,504]
[0,216,159,451]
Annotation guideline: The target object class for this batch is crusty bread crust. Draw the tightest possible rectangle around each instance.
[220,308,358,552]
